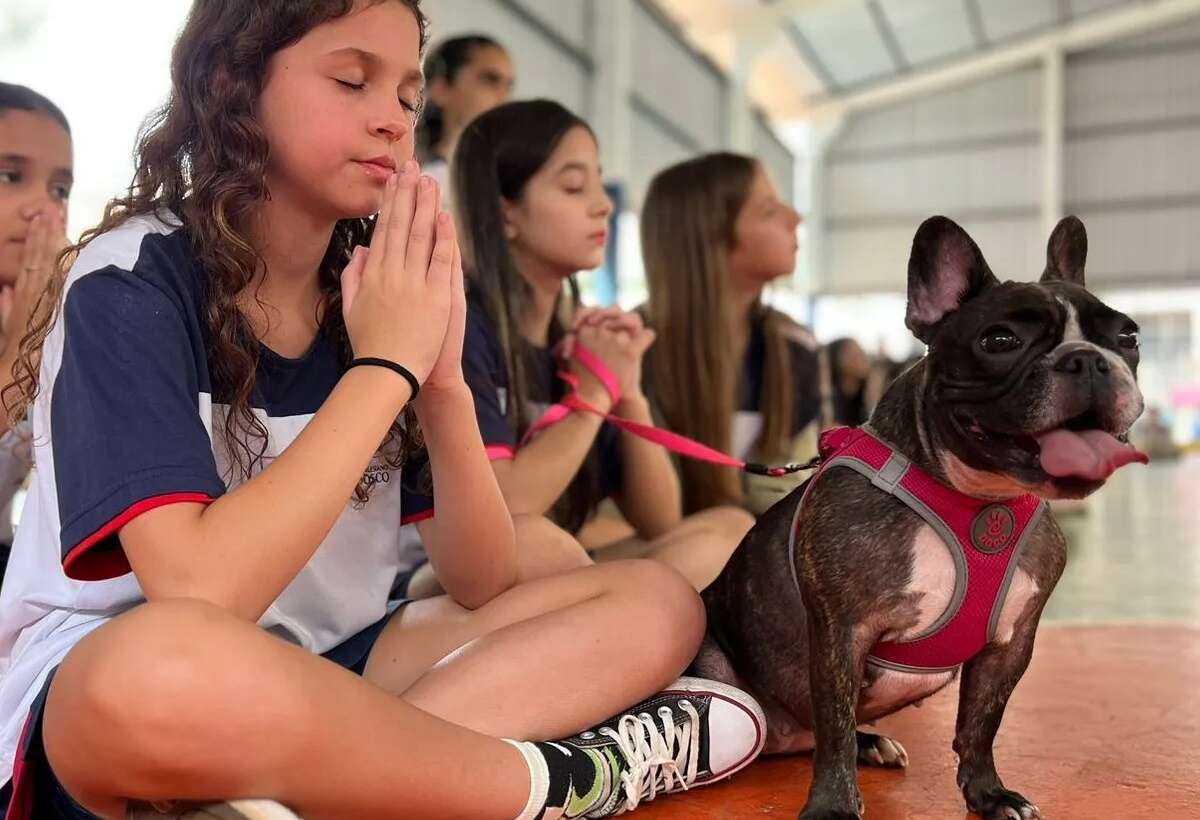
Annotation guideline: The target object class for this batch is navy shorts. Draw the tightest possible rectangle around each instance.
[0,604,407,820]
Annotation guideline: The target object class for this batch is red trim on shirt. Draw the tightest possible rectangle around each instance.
[485,444,515,461]
[61,492,216,581]
[400,508,435,526]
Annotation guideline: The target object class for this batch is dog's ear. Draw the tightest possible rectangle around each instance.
[1041,215,1087,287]
[906,216,998,344]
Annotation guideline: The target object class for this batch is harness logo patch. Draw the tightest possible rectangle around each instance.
[971,505,1016,553]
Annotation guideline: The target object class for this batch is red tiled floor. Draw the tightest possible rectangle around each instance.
[635,625,1200,819]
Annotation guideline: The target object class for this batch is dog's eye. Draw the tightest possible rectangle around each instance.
[980,327,1022,354]
[1117,327,1139,350]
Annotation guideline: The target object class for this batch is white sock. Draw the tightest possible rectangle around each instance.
[503,739,550,820]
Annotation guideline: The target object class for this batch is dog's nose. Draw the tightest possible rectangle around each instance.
[1055,348,1110,376]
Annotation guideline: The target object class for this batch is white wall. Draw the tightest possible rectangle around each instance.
[821,67,1043,296]
[810,15,1200,436]
[424,0,591,114]
[630,2,726,152]
[431,0,796,210]
[816,15,1200,296]
[1065,15,1200,288]
[756,113,796,205]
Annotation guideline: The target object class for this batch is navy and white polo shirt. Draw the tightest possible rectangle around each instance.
[462,296,623,523]
[0,213,431,786]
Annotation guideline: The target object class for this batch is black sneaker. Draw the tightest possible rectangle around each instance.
[564,676,766,817]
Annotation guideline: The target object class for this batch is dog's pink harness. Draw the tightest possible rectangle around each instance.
[788,426,1047,674]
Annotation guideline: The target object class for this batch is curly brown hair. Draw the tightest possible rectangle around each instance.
[4,0,428,503]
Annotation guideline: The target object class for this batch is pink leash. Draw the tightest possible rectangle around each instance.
[520,344,812,478]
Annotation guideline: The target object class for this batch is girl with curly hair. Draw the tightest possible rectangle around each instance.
[0,3,764,819]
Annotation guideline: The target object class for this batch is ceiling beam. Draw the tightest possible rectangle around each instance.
[963,0,989,47]
[1058,0,1074,27]
[787,0,1200,118]
[866,0,910,72]
[781,20,840,92]
[726,0,857,38]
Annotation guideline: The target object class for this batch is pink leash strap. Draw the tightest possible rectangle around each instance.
[519,344,814,478]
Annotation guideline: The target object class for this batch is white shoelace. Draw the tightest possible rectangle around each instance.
[598,699,701,813]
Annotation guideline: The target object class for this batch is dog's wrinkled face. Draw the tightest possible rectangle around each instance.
[905,216,1146,500]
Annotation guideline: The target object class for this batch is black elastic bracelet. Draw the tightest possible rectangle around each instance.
[348,357,421,399]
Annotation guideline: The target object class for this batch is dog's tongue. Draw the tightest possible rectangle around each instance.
[1036,428,1149,481]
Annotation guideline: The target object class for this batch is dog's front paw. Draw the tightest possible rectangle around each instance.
[856,730,908,768]
[968,788,1043,820]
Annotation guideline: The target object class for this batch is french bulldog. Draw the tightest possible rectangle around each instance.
[695,215,1148,819]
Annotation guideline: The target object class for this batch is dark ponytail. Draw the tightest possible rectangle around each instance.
[418,35,503,163]
[452,99,603,532]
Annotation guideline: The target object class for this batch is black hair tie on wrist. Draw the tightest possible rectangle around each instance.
[348,357,421,400]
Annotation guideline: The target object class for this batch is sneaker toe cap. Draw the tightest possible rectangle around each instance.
[705,693,767,776]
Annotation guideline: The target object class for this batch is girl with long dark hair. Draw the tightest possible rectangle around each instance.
[443,100,754,593]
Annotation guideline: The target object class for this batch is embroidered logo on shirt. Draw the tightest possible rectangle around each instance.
[360,463,393,493]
